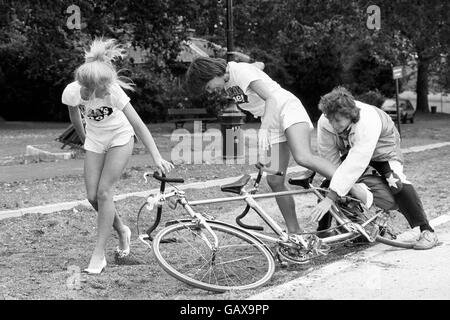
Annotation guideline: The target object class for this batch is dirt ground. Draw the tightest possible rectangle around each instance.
[0,145,449,300]
[1,113,449,300]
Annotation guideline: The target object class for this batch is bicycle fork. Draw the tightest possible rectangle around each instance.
[180,198,219,261]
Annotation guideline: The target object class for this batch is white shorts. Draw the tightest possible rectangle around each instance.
[263,96,313,145]
[84,129,135,154]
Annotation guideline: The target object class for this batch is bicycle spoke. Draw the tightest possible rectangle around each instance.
[153,221,275,291]
[215,255,255,266]
[169,226,211,263]
[219,263,239,287]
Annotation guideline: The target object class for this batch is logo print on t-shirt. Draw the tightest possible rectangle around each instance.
[226,86,248,104]
[86,106,113,121]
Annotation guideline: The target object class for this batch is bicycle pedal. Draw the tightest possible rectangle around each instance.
[288,234,308,248]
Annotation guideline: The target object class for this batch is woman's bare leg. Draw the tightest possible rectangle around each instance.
[86,138,134,269]
[266,142,302,234]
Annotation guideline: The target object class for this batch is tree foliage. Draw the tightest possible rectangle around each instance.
[0,0,183,121]
[0,0,448,121]
[363,0,450,112]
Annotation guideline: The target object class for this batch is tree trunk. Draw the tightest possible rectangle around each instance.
[416,52,430,113]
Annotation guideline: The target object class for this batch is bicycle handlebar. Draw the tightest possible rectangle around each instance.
[151,172,185,184]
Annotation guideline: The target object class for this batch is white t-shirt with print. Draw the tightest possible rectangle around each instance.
[225,62,312,135]
[61,81,134,138]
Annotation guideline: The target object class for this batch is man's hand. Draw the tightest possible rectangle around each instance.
[311,197,334,223]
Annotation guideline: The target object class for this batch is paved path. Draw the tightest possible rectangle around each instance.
[0,165,310,220]
[248,214,450,300]
[0,152,162,183]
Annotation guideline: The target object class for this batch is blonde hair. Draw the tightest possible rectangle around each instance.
[75,37,134,93]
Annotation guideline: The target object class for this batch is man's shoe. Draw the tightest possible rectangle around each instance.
[413,230,438,250]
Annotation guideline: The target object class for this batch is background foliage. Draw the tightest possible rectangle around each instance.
[0,0,448,121]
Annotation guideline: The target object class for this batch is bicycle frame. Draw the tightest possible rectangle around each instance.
[139,166,381,260]
[187,185,372,246]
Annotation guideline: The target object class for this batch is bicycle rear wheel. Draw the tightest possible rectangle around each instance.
[152,220,275,292]
[375,210,415,249]
[339,203,415,249]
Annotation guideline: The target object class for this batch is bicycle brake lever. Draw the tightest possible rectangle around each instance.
[143,172,152,183]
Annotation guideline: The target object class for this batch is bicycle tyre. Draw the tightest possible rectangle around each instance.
[375,234,415,249]
[371,210,415,249]
[337,203,415,249]
[152,220,275,292]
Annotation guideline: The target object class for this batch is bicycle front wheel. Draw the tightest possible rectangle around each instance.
[152,220,275,292]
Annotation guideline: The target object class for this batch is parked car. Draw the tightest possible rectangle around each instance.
[381,98,415,124]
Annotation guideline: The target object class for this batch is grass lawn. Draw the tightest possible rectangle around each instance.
[0,112,449,300]
[1,112,450,164]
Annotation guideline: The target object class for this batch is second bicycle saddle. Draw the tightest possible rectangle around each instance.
[221,174,251,194]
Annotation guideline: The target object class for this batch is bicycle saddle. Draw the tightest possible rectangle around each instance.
[221,174,251,194]
[288,170,316,189]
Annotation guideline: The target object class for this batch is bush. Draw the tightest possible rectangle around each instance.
[188,90,231,117]
[355,89,387,108]
[126,63,192,123]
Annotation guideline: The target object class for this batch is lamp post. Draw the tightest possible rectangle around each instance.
[219,0,246,161]
[225,0,234,62]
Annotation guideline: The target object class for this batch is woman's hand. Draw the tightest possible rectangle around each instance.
[153,157,174,175]
[311,197,334,223]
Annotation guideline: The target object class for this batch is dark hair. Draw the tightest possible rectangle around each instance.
[318,86,360,123]
[185,57,227,95]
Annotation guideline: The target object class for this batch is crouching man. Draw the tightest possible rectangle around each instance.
[311,86,438,250]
